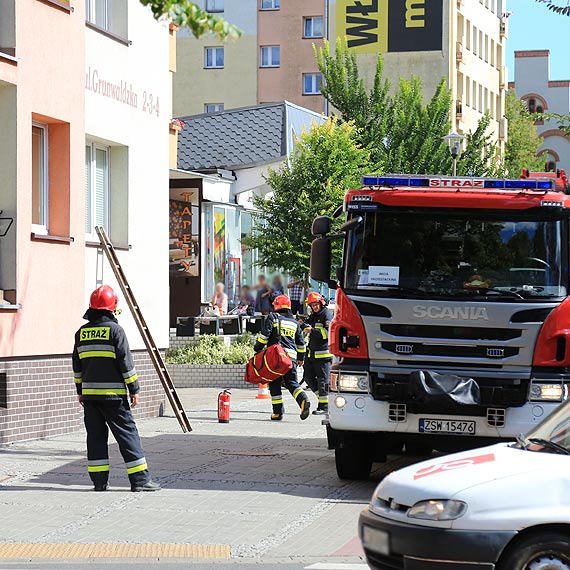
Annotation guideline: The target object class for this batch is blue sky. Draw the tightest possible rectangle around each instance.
[506,0,569,81]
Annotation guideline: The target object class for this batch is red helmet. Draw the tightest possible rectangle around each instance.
[272,294,292,311]
[307,291,326,308]
[89,285,118,311]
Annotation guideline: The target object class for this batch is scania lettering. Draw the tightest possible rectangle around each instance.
[310,170,570,480]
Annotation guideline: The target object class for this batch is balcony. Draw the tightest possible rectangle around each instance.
[456,100,463,119]
[499,117,508,141]
[456,41,464,63]
[499,66,507,90]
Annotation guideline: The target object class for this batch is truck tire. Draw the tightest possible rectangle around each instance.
[335,446,373,480]
[497,532,570,570]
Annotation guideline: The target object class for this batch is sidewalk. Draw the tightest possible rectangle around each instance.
[0,389,409,565]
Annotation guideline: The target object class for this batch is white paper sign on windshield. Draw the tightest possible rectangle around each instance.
[369,266,400,286]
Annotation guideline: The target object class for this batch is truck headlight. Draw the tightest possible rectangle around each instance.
[330,372,339,391]
[408,500,467,521]
[338,372,369,392]
[530,381,565,402]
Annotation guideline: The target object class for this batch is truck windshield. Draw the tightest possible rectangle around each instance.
[344,210,567,299]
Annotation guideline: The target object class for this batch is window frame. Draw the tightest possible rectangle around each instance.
[205,103,225,113]
[86,0,109,31]
[205,0,224,13]
[303,73,323,95]
[85,141,111,241]
[303,16,324,38]
[260,0,280,10]
[205,46,225,69]
[260,45,280,68]
[31,122,49,235]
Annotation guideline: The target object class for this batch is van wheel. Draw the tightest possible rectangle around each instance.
[405,442,433,456]
[335,446,373,480]
[497,532,570,570]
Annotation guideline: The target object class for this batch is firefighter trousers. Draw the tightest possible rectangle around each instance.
[269,364,308,415]
[303,358,331,410]
[84,399,150,487]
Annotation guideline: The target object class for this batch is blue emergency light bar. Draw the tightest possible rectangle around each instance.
[362,175,554,191]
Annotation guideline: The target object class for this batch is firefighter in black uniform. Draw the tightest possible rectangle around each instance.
[303,292,333,415]
[254,294,311,421]
[72,285,161,492]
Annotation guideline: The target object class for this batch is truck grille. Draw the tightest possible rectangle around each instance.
[382,341,519,360]
[487,408,506,427]
[381,324,521,341]
[388,403,407,422]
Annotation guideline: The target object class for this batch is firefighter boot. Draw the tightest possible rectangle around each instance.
[94,484,109,492]
[300,399,311,420]
[131,479,162,492]
[271,413,283,421]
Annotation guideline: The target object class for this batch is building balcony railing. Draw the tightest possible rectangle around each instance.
[456,100,463,118]
[456,41,464,63]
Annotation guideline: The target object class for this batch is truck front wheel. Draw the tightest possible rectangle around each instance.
[335,446,373,480]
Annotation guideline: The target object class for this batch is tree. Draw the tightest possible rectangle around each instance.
[534,0,570,15]
[316,39,499,176]
[242,118,370,277]
[139,0,241,40]
[502,90,543,176]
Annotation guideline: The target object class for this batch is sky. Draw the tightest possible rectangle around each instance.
[506,0,569,81]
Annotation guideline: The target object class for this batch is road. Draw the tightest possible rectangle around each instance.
[0,389,419,568]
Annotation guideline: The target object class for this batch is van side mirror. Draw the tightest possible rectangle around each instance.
[312,216,332,237]
[310,237,336,289]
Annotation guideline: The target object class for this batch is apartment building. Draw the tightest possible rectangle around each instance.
[173,0,327,116]
[330,0,508,146]
[510,50,570,171]
[0,0,173,444]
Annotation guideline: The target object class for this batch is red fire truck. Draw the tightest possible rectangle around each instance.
[310,170,570,479]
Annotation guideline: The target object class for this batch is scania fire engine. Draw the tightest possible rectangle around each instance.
[310,170,570,480]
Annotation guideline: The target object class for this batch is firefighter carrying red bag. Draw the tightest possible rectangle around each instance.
[250,294,311,421]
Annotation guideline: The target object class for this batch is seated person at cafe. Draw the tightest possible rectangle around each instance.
[211,282,228,316]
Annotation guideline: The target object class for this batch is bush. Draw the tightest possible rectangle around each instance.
[166,333,255,365]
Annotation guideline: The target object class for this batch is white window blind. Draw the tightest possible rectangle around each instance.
[85,145,92,234]
[85,142,110,236]
[95,148,108,229]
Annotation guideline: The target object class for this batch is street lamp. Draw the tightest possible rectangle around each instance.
[443,132,466,177]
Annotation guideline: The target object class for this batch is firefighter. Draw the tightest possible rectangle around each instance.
[72,285,161,493]
[303,292,333,415]
[254,294,311,421]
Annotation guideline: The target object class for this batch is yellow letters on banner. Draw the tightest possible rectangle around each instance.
[336,0,388,54]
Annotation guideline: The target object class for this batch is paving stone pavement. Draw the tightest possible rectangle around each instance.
[0,389,415,564]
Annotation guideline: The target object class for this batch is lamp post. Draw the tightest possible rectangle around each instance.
[443,132,466,177]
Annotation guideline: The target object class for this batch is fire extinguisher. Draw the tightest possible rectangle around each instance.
[218,389,231,423]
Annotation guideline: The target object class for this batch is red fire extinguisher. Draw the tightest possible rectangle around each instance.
[218,389,231,423]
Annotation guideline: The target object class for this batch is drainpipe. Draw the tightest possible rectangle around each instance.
[324,0,330,116]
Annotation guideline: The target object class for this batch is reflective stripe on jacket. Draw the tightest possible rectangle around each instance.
[306,308,333,360]
[254,312,306,361]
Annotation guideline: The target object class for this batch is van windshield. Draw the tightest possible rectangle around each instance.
[344,210,567,299]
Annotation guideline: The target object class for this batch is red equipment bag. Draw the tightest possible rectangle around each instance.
[245,344,293,384]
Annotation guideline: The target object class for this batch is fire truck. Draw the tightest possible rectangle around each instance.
[310,170,570,480]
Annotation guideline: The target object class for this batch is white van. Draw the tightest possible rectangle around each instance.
[359,397,570,570]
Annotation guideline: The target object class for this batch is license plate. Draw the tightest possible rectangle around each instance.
[419,418,476,435]
[362,525,390,555]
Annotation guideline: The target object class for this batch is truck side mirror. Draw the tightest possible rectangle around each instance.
[340,216,362,233]
[311,237,336,289]
[312,216,332,237]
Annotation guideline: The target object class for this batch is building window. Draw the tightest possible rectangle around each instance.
[32,124,48,233]
[261,0,280,10]
[260,46,280,67]
[206,0,224,12]
[304,16,324,38]
[86,0,128,39]
[303,73,322,95]
[85,143,110,237]
[205,47,224,68]
[205,103,224,113]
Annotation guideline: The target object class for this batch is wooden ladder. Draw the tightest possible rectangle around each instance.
[95,226,192,433]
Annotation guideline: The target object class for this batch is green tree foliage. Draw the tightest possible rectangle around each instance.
[243,118,370,277]
[316,39,499,176]
[503,90,544,176]
[535,0,570,15]
[140,0,241,40]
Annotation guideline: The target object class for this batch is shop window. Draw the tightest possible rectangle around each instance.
[32,124,49,234]
[303,73,323,95]
[205,47,224,69]
[205,103,224,113]
[261,0,280,10]
[260,46,280,68]
[304,16,324,38]
[206,0,224,12]
[86,0,128,41]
